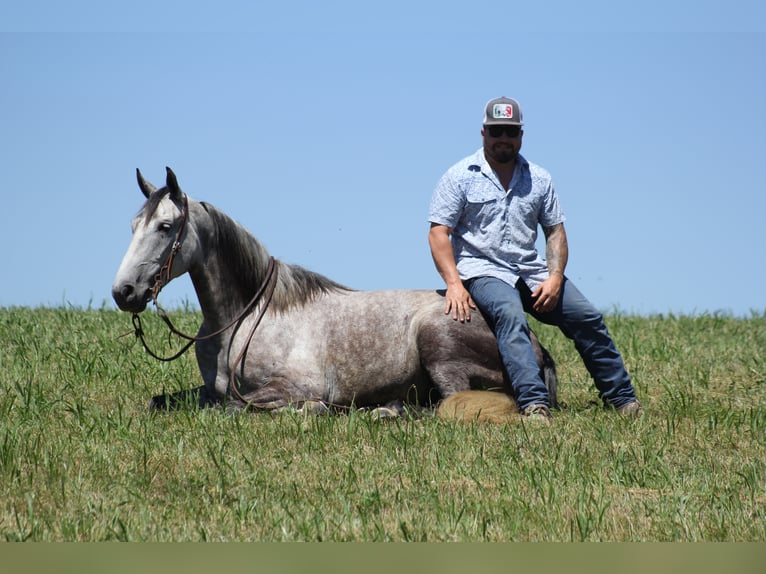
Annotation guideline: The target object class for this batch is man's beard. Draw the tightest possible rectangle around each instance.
[488,145,517,164]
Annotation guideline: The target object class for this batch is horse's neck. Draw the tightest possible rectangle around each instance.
[189,205,271,329]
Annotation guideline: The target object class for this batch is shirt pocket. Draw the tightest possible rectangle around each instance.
[465,186,503,204]
[462,187,505,229]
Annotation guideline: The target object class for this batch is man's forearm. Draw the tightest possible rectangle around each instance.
[428,225,462,287]
[544,224,569,276]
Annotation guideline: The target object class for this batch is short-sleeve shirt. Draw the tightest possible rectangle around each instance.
[428,149,565,290]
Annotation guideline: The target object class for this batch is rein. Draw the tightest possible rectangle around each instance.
[130,192,280,402]
[131,255,278,362]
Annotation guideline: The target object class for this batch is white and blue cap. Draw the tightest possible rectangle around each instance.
[483,97,523,126]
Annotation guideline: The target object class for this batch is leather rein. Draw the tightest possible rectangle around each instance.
[131,192,279,403]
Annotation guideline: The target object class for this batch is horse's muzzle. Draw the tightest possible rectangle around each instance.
[112,282,150,313]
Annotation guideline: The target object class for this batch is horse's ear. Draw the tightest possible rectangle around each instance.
[136,168,157,198]
[165,167,182,199]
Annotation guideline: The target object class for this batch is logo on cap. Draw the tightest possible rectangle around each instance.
[492,104,514,120]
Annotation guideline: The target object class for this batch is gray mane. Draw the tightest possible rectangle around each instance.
[200,201,352,311]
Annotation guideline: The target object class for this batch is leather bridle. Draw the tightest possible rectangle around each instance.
[150,193,190,304]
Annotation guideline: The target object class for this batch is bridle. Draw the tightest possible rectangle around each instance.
[130,192,279,403]
[150,193,190,304]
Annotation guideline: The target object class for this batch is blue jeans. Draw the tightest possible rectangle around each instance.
[466,276,637,411]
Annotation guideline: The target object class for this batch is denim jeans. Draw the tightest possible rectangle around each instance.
[466,276,637,411]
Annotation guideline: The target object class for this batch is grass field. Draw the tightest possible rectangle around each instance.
[0,306,764,541]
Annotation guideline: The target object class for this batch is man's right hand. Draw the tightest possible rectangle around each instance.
[444,282,476,322]
[429,223,476,322]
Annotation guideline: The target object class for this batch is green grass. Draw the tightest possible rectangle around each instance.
[0,306,764,541]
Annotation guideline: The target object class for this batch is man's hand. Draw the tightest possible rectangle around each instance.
[444,282,476,322]
[429,223,476,322]
[531,273,564,313]
[534,223,568,313]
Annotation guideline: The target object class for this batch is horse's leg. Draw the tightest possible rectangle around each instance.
[417,314,559,408]
[417,318,508,399]
[148,326,224,412]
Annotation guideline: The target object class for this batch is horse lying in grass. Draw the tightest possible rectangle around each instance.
[112,167,558,421]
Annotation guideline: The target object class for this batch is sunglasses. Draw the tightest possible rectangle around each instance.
[487,125,522,138]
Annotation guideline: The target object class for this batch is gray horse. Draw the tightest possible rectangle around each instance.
[112,168,558,416]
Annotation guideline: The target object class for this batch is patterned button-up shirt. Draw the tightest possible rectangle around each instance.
[428,149,565,290]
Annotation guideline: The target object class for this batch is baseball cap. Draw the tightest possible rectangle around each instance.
[483,97,523,126]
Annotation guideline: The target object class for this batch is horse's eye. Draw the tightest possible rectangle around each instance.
[158,222,172,233]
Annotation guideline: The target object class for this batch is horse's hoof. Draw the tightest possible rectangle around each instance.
[301,400,330,415]
[369,406,400,419]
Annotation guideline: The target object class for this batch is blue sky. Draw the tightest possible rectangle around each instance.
[1,1,764,316]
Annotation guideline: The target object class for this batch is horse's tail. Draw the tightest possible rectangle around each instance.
[539,342,559,409]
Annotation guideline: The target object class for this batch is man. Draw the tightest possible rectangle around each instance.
[428,96,641,424]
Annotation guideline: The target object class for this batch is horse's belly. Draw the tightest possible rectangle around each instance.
[235,293,435,405]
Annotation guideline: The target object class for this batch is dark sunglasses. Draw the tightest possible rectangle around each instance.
[487,125,522,138]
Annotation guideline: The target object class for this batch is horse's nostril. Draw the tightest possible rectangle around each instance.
[112,283,134,305]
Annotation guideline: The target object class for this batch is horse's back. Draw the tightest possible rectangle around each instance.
[314,288,513,398]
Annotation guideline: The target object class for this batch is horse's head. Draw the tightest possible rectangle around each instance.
[112,167,197,312]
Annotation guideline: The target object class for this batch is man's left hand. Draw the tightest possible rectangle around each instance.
[531,274,564,313]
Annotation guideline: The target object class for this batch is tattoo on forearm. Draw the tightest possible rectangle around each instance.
[545,225,568,276]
